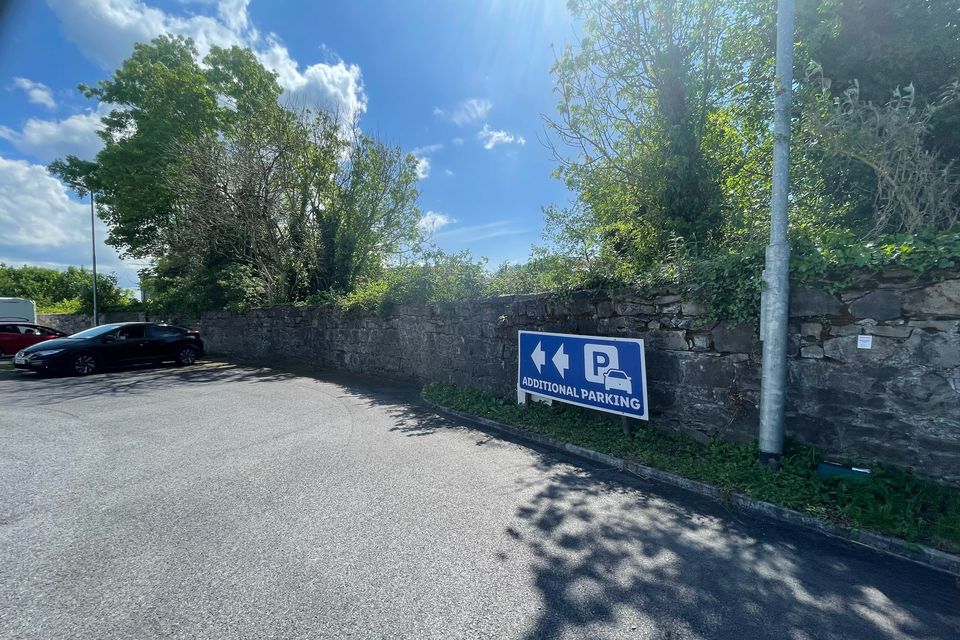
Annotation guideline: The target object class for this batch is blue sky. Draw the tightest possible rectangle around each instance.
[0,0,576,292]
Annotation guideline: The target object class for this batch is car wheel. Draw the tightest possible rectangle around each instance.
[175,346,199,366]
[72,353,97,376]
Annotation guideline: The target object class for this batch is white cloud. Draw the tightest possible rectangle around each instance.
[216,0,250,34]
[417,211,454,235]
[414,156,431,180]
[444,169,454,176]
[0,156,87,248]
[451,137,464,146]
[0,108,105,162]
[0,155,135,286]
[433,220,530,242]
[434,98,492,126]
[410,143,443,181]
[47,0,254,67]
[477,124,526,150]
[259,39,366,125]
[411,144,443,156]
[45,0,367,125]
[13,78,56,109]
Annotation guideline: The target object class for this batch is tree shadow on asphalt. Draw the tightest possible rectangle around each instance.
[361,387,960,639]
[504,460,960,640]
[0,361,297,406]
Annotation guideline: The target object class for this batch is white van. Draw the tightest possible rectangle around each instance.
[0,298,37,323]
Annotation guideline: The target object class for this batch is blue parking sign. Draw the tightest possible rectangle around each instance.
[517,331,648,420]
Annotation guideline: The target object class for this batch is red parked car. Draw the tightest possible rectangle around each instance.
[0,322,66,357]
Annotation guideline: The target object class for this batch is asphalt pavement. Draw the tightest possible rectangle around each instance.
[1,361,957,639]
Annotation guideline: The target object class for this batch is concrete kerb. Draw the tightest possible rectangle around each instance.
[422,397,960,578]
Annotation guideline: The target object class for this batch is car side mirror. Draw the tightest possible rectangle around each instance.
[101,335,116,343]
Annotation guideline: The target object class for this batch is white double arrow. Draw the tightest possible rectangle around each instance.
[531,341,569,378]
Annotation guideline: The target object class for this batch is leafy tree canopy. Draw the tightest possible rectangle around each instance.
[51,35,283,258]
[0,264,138,315]
[52,35,424,316]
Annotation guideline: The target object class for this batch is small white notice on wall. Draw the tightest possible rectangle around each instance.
[857,335,873,350]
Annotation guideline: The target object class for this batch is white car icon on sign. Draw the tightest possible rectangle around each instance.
[603,369,632,394]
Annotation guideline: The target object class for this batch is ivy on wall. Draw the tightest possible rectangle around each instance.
[690,228,960,325]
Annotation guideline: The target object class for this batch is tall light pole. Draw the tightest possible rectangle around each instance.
[758,0,795,469]
[90,191,98,327]
[49,160,100,327]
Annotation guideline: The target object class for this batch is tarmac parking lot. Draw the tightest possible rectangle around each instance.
[1,362,957,640]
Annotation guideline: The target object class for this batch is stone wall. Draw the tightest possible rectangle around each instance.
[37,311,147,335]
[200,276,960,484]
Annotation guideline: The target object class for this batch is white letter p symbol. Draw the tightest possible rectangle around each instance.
[584,344,619,383]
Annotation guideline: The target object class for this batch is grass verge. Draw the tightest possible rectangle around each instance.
[423,382,960,553]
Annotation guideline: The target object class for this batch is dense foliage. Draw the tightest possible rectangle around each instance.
[545,0,771,257]
[52,36,423,318]
[797,0,960,160]
[533,0,960,320]
[0,264,139,315]
[424,382,960,552]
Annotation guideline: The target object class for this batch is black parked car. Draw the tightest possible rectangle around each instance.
[13,322,204,376]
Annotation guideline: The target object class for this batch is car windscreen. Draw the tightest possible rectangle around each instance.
[68,324,124,339]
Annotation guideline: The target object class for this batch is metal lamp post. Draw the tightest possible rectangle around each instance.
[758,0,795,469]
[89,190,98,327]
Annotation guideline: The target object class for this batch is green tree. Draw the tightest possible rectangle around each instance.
[795,0,960,225]
[166,105,422,311]
[804,73,960,235]
[74,36,219,256]
[52,36,425,315]
[545,0,772,259]
[798,0,960,155]
[0,264,137,314]
[319,133,422,292]
[51,35,283,258]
